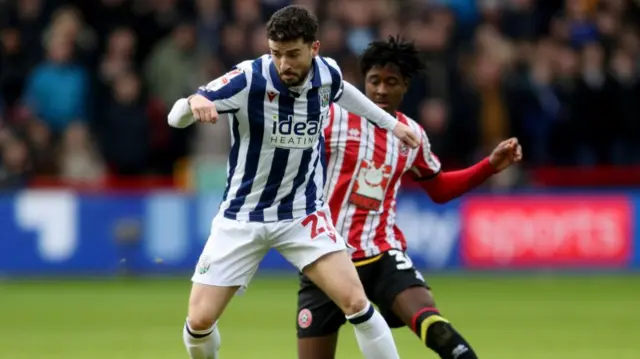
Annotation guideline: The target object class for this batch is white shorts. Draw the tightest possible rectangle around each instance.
[191,207,347,292]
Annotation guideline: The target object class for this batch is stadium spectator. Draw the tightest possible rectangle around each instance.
[0,26,28,108]
[58,122,104,182]
[144,19,198,108]
[194,0,223,56]
[98,71,151,175]
[0,130,31,188]
[23,32,89,134]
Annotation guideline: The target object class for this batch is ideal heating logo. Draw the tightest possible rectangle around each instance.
[270,114,324,149]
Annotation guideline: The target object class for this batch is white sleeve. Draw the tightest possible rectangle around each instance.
[167,98,195,128]
[336,81,398,130]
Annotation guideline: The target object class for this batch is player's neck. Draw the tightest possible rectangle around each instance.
[383,107,398,117]
[289,68,313,89]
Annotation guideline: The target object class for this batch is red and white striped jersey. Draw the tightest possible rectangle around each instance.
[323,104,441,259]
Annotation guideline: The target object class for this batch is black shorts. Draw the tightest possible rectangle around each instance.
[296,249,429,338]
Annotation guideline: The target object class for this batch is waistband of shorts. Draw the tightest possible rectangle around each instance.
[353,254,384,267]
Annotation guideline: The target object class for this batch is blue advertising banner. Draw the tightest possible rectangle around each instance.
[0,190,638,276]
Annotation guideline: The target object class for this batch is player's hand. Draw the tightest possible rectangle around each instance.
[188,94,219,124]
[392,122,420,149]
[489,137,523,172]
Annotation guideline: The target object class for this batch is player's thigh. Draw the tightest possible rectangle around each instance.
[296,272,343,359]
[188,283,239,330]
[273,209,348,270]
[301,250,367,314]
[372,250,435,328]
[191,214,269,295]
[274,210,365,313]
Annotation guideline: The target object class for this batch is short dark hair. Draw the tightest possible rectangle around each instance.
[266,5,318,43]
[360,36,426,79]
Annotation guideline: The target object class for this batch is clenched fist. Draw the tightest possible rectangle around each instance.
[188,94,219,124]
[489,137,523,172]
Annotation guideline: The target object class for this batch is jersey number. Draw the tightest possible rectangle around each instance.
[388,249,425,282]
[302,211,336,242]
[388,249,414,270]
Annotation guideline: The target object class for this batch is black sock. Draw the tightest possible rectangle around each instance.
[412,308,478,359]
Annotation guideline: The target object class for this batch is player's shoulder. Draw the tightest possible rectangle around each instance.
[233,59,255,73]
[315,56,342,75]
[397,112,434,148]
[397,112,421,130]
[231,56,267,76]
[223,56,272,93]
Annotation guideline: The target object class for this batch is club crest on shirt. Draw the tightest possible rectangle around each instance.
[318,86,331,108]
[347,128,361,141]
[399,143,409,156]
[349,159,392,210]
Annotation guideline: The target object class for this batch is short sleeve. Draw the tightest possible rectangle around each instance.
[320,57,344,101]
[409,128,442,180]
[196,64,251,113]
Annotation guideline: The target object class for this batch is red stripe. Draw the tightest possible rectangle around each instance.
[350,120,389,258]
[373,113,410,253]
[328,112,361,226]
[411,307,440,333]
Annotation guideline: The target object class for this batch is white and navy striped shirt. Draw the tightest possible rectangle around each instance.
[196,55,344,222]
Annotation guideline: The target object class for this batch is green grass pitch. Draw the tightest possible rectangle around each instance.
[1,274,639,359]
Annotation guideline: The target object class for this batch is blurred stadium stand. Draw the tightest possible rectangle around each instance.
[0,0,639,190]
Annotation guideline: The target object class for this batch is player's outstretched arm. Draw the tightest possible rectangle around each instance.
[413,137,522,204]
[168,64,252,129]
[336,81,420,148]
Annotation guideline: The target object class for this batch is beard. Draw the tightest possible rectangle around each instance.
[279,68,310,87]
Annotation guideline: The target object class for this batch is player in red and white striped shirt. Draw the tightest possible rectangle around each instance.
[296,37,522,359]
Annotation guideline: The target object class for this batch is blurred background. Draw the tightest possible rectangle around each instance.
[0,0,639,359]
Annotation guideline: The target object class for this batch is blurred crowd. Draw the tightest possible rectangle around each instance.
[0,0,639,189]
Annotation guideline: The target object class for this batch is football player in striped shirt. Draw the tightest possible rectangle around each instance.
[168,6,419,359]
[296,36,522,359]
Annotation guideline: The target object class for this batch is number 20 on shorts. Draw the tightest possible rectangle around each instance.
[302,211,337,242]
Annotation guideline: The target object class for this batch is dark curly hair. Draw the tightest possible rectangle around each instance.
[360,36,426,80]
[266,5,318,43]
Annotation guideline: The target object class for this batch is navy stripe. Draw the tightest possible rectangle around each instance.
[319,57,342,100]
[277,148,312,220]
[221,115,240,203]
[333,82,345,102]
[304,86,322,214]
[348,304,375,325]
[224,58,266,219]
[185,323,213,339]
[311,58,322,88]
[197,69,247,101]
[319,135,327,194]
[305,141,323,215]
[248,89,296,221]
